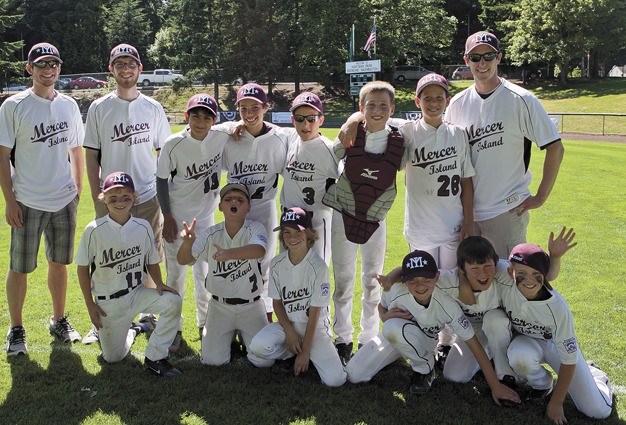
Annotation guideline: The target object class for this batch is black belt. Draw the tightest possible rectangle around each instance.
[212,295,260,305]
[97,285,138,301]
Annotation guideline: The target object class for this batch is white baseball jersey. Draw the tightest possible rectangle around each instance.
[498,278,578,365]
[445,79,560,221]
[402,120,475,248]
[156,126,230,230]
[83,92,171,203]
[221,123,289,209]
[269,249,331,324]
[381,283,474,342]
[280,129,340,212]
[75,215,160,298]
[0,89,83,211]
[192,220,267,299]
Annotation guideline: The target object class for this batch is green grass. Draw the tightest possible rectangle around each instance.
[0,130,625,424]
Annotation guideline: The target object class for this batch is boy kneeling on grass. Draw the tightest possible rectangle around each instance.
[502,243,613,423]
[76,172,183,378]
[346,250,520,405]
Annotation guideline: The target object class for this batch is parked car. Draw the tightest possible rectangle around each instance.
[140,69,183,86]
[3,84,28,93]
[393,65,432,82]
[70,76,108,89]
[56,77,72,90]
[451,66,473,80]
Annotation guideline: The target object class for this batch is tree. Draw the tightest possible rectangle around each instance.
[104,0,153,68]
[0,0,24,84]
[504,0,626,86]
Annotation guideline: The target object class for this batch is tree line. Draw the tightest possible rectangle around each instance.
[1,0,625,89]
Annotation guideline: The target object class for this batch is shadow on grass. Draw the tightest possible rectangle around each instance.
[0,341,623,425]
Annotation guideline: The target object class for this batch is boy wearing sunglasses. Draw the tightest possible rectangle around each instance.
[0,43,85,354]
[444,31,564,260]
[279,92,340,264]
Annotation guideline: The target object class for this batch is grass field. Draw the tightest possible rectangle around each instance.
[0,128,624,424]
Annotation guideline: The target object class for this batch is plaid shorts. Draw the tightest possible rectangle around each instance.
[10,196,79,274]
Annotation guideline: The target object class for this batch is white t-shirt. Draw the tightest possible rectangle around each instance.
[75,215,160,298]
[156,127,230,230]
[83,92,171,203]
[269,249,331,323]
[403,120,475,248]
[436,260,509,329]
[498,276,578,365]
[0,89,83,211]
[381,283,474,341]
[192,220,268,299]
[280,129,340,212]
[445,79,560,221]
[221,123,289,210]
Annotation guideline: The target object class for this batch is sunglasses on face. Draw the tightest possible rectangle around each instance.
[465,52,499,62]
[293,114,321,123]
[113,61,138,70]
[31,60,60,68]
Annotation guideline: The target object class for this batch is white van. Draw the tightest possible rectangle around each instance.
[393,65,432,82]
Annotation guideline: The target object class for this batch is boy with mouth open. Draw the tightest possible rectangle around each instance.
[177,182,273,368]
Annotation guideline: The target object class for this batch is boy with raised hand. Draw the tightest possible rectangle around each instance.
[322,81,407,365]
[156,94,231,351]
[346,250,520,405]
[280,92,340,265]
[177,182,273,368]
[76,172,183,378]
[502,243,613,423]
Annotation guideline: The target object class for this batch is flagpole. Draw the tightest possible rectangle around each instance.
[373,17,376,59]
[350,24,355,62]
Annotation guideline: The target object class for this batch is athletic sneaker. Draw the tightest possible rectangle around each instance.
[335,342,353,366]
[526,385,553,403]
[169,331,183,353]
[6,326,28,356]
[82,325,99,345]
[409,369,436,395]
[144,357,182,378]
[498,375,520,407]
[138,314,158,331]
[49,316,81,343]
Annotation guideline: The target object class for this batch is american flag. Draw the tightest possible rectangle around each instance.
[363,24,376,57]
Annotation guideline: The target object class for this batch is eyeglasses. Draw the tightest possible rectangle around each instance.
[465,52,499,62]
[112,61,138,70]
[293,114,321,123]
[31,60,59,69]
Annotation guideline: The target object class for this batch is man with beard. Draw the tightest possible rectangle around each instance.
[82,43,172,343]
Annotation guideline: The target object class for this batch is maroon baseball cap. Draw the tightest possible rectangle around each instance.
[401,250,438,282]
[416,73,449,97]
[102,172,135,193]
[509,243,553,290]
[28,43,63,64]
[185,94,218,116]
[465,31,500,54]
[290,92,323,114]
[236,83,267,105]
[273,207,312,232]
[109,43,141,65]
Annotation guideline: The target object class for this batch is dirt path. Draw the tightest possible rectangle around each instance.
[561,132,626,144]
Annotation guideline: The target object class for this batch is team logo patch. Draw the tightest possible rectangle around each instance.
[457,315,471,330]
[563,337,578,354]
[320,282,330,297]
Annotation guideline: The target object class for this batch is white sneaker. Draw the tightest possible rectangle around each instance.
[50,316,81,343]
[6,326,28,356]
[82,325,99,345]
[138,314,158,331]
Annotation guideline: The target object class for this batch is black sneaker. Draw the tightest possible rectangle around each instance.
[272,356,296,374]
[435,345,451,370]
[409,369,435,395]
[144,357,182,378]
[6,326,28,356]
[526,386,553,403]
[49,316,81,343]
[335,342,353,366]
